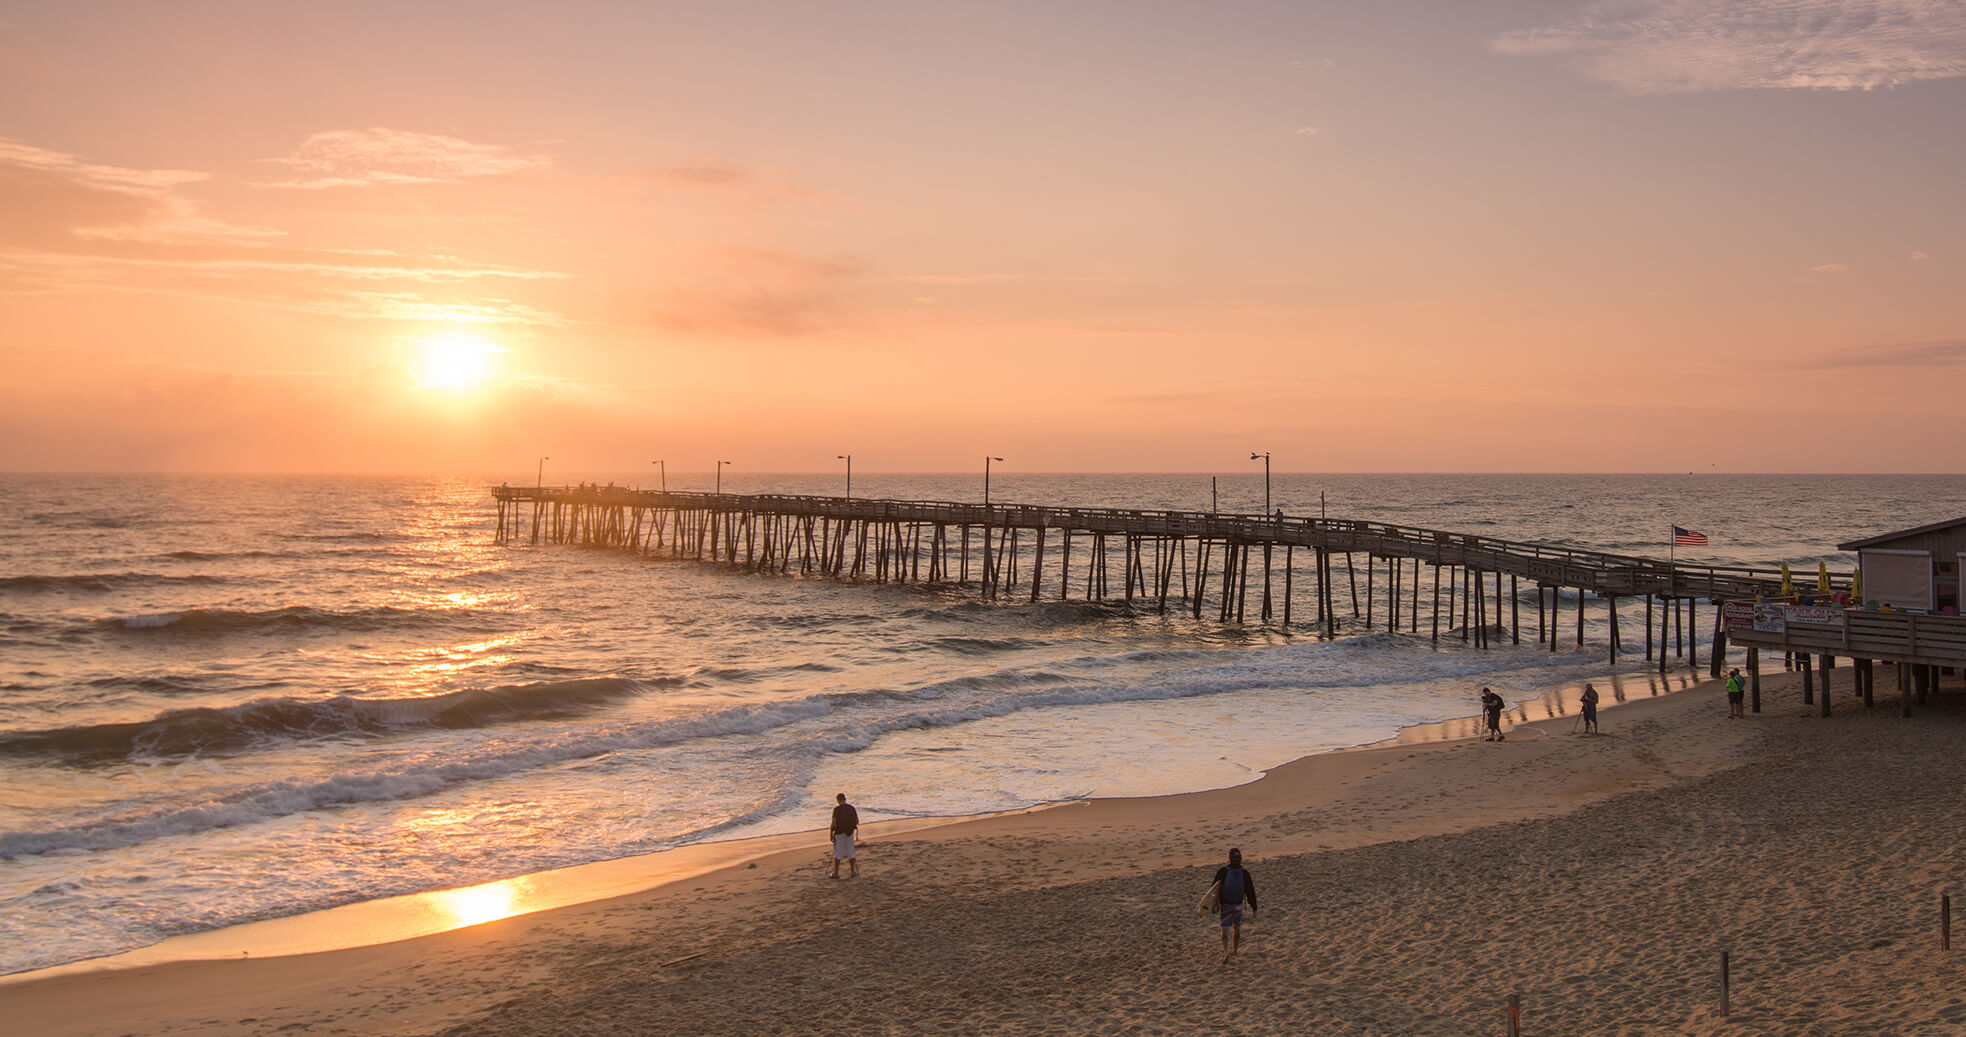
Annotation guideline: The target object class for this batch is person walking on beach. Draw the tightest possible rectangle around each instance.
[1726,668,1746,718]
[829,793,859,879]
[1481,687,1506,741]
[1581,683,1601,735]
[1212,848,1258,962]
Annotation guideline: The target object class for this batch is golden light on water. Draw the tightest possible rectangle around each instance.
[430,880,522,927]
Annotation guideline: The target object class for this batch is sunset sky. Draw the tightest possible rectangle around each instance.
[3,1,1962,475]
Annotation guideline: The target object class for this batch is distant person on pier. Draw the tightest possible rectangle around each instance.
[1726,669,1746,718]
[1581,683,1600,735]
[1481,688,1505,741]
[829,793,859,879]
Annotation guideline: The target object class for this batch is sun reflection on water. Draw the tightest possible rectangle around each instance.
[430,880,522,927]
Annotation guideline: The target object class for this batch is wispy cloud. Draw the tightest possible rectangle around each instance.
[895,273,1018,285]
[1808,339,1966,368]
[649,245,867,338]
[631,160,817,202]
[1811,263,1850,273]
[0,137,281,244]
[1493,0,1966,93]
[264,128,550,189]
[1293,127,1320,136]
[1911,250,1930,260]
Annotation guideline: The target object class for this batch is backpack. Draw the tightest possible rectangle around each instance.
[1221,866,1246,905]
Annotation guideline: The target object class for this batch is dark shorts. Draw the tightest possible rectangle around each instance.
[1220,903,1243,929]
[1582,703,1598,721]
[1728,692,1744,702]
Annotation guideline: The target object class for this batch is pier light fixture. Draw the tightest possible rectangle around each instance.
[717,459,731,494]
[537,456,550,489]
[984,456,1004,508]
[650,459,665,493]
[1251,452,1271,516]
[837,455,851,500]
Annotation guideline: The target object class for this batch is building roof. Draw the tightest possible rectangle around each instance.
[1837,515,1966,551]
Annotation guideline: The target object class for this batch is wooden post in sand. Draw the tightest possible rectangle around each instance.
[1608,594,1619,662]
[1688,599,1698,670]
[1748,648,1762,713]
[1506,992,1521,1036]
[1710,605,1727,677]
[1801,653,1814,706]
[1720,950,1731,1017]
[1820,654,1833,717]
[1943,892,1952,951]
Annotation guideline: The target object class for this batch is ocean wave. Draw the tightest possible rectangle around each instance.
[162,549,280,561]
[907,636,1048,656]
[0,572,227,594]
[0,677,675,763]
[0,628,1622,858]
[0,693,838,857]
[95,604,509,635]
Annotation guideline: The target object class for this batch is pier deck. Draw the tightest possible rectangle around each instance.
[491,486,1823,673]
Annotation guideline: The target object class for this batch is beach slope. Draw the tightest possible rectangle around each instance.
[7,671,1963,1035]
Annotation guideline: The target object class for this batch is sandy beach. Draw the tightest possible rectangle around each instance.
[7,669,1963,1036]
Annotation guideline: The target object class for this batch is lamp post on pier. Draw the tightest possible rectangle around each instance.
[716,460,731,494]
[1250,452,1270,515]
[537,456,549,489]
[650,460,665,492]
[984,456,1004,508]
[837,455,851,500]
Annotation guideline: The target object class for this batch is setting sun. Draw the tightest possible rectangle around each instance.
[406,335,503,393]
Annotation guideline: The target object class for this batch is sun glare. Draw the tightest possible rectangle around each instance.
[431,880,521,927]
[407,334,503,392]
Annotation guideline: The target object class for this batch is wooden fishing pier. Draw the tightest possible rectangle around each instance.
[491,485,1807,672]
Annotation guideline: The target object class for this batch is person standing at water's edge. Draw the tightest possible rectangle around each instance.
[1213,848,1258,962]
[1481,687,1505,741]
[1581,683,1601,735]
[830,793,859,878]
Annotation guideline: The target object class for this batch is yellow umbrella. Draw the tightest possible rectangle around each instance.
[1817,561,1831,593]
[1853,568,1863,603]
[1780,562,1792,597]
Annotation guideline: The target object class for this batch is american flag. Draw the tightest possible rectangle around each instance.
[1673,526,1709,546]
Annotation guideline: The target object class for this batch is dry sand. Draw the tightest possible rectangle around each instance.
[7,669,1964,1035]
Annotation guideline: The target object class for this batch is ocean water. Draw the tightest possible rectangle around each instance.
[1,472,1958,975]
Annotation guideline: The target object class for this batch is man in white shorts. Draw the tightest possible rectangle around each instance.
[830,792,859,878]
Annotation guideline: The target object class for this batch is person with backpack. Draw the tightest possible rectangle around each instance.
[1481,687,1506,741]
[1212,848,1258,962]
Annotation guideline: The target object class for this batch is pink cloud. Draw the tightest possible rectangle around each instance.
[264,128,550,189]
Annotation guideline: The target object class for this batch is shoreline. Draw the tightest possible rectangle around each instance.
[4,666,1698,985]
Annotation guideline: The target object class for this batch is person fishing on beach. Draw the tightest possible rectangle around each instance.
[1481,687,1505,741]
[1210,848,1258,962]
[1581,683,1600,735]
[829,793,859,878]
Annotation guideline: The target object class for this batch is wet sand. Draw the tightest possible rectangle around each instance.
[7,669,1963,1035]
